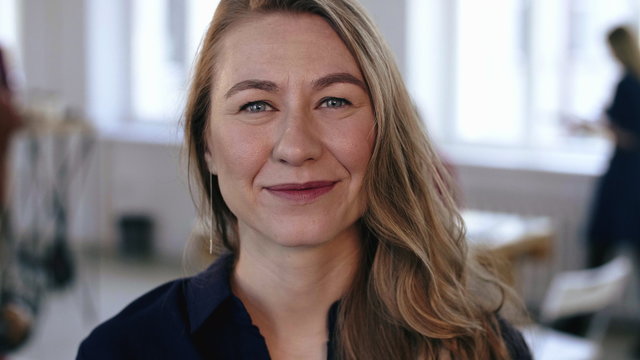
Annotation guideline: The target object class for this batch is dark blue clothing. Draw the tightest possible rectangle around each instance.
[77,253,531,359]
[588,71,640,250]
[607,72,640,135]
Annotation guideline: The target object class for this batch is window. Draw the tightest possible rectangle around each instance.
[529,0,639,150]
[0,0,21,73]
[131,0,220,122]
[454,0,527,145]
[407,0,640,151]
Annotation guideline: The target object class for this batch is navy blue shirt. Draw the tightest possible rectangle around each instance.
[588,71,640,245]
[607,71,640,138]
[77,253,531,359]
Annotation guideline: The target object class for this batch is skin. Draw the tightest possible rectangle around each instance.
[205,13,375,360]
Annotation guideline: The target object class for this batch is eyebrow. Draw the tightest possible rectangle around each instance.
[312,72,367,91]
[224,72,367,99]
[224,80,279,99]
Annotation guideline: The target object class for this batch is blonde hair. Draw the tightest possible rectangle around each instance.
[183,0,515,358]
[608,25,640,78]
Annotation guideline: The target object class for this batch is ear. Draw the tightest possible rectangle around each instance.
[204,147,217,175]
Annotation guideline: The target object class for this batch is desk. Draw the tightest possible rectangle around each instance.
[463,210,553,283]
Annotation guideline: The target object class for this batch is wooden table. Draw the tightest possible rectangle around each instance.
[463,210,553,283]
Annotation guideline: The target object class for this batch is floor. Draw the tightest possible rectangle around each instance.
[4,251,640,360]
[7,251,186,360]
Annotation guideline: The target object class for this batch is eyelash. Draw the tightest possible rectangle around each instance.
[239,97,352,113]
[239,101,273,113]
[319,97,352,109]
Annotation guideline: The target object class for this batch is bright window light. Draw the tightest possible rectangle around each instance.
[131,0,219,123]
[407,0,640,151]
[455,0,527,145]
[0,0,20,68]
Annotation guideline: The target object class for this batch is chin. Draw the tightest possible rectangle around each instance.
[269,228,334,249]
[266,220,360,250]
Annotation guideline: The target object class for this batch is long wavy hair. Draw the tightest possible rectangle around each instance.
[184,0,514,358]
[608,25,640,79]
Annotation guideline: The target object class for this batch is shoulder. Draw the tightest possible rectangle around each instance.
[616,72,640,95]
[497,317,532,360]
[77,279,189,360]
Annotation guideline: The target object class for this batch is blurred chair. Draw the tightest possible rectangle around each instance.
[521,255,632,360]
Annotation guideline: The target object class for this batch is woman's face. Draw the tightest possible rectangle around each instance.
[206,13,375,249]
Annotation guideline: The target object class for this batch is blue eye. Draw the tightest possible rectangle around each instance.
[320,97,351,108]
[240,101,272,113]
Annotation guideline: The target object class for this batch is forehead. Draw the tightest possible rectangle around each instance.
[213,12,362,90]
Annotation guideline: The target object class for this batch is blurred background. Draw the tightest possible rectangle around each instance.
[0,0,639,359]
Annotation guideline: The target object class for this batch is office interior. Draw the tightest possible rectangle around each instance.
[1,0,639,359]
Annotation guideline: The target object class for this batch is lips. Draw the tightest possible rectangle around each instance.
[265,181,337,202]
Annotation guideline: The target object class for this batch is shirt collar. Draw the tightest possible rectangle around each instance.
[184,252,235,333]
[183,251,342,342]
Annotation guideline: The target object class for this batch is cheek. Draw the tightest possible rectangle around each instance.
[331,118,375,176]
[209,124,270,183]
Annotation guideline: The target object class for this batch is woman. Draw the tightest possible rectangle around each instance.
[1,45,32,356]
[587,25,640,267]
[79,0,530,359]
[583,25,640,357]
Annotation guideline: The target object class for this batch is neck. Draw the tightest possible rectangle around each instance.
[231,226,361,359]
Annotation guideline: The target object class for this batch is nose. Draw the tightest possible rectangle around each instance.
[272,108,323,166]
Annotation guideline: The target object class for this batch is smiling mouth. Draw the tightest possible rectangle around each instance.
[265,181,337,202]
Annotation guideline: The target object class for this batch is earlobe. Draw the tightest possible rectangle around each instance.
[204,150,217,175]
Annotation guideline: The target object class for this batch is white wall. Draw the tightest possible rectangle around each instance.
[359,0,407,76]
[100,140,197,257]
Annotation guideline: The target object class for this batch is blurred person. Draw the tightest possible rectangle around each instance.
[559,25,640,355]
[78,1,531,359]
[0,46,23,204]
[586,25,640,268]
[587,25,640,356]
[0,45,32,356]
